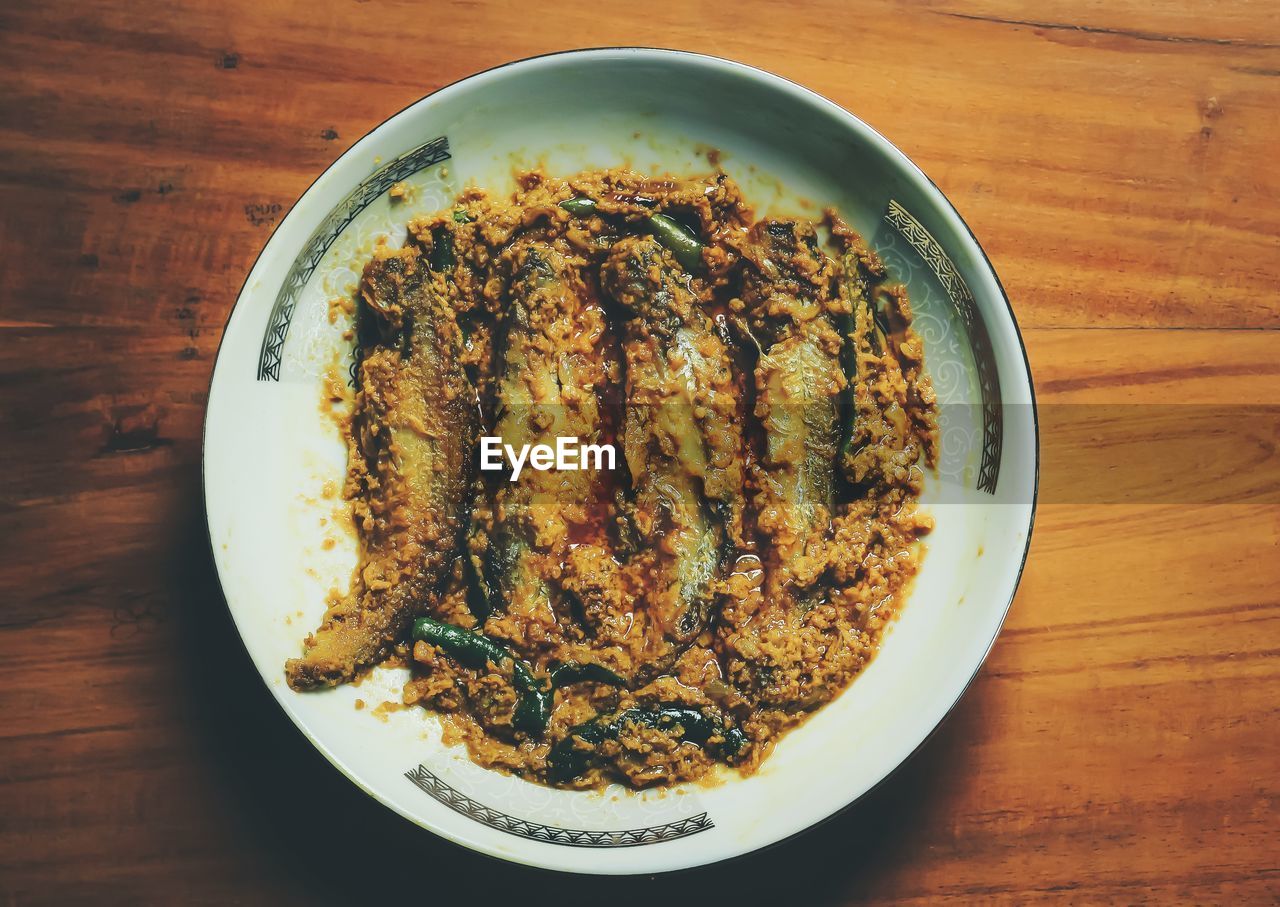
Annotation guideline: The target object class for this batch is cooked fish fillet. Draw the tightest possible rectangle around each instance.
[285,245,477,690]
[724,219,849,709]
[740,218,843,598]
[483,242,610,629]
[601,236,743,648]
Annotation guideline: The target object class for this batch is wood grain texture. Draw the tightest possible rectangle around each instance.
[1,0,1277,903]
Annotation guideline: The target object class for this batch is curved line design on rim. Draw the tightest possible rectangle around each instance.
[884,199,1003,494]
[256,136,451,381]
[405,765,714,848]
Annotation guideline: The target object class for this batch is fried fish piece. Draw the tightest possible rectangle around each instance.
[829,214,934,492]
[739,218,844,598]
[285,244,477,689]
[482,243,612,637]
[721,219,851,709]
[601,236,743,651]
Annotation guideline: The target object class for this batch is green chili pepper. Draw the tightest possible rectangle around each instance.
[451,208,473,223]
[547,705,747,782]
[559,197,705,272]
[411,617,552,735]
[559,197,600,217]
[645,213,705,272]
[511,672,552,736]
[428,225,454,272]
[549,662,626,688]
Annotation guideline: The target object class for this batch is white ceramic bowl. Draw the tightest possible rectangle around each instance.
[204,48,1038,875]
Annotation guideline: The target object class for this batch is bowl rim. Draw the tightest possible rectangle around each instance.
[201,45,1041,875]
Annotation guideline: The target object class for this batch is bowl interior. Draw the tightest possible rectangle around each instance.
[204,49,1036,874]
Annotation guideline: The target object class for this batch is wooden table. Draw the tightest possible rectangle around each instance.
[3,0,1277,902]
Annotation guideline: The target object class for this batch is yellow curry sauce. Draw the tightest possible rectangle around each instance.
[287,168,937,790]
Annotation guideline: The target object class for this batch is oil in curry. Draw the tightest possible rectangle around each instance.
[286,168,938,790]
